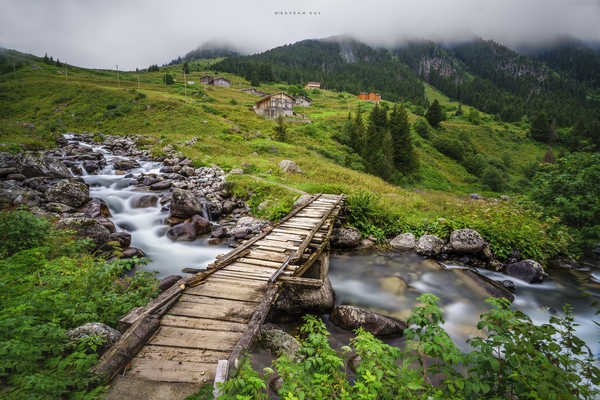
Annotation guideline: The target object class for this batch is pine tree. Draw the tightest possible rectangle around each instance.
[425,99,443,128]
[350,106,364,153]
[273,116,287,142]
[364,104,389,178]
[183,62,190,75]
[455,103,463,116]
[530,113,552,143]
[43,53,49,64]
[389,104,418,173]
[55,58,61,67]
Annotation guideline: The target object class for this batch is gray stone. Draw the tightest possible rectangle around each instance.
[109,231,131,248]
[57,216,111,247]
[66,322,121,350]
[503,259,545,283]
[415,234,445,256]
[20,152,71,178]
[158,275,182,291]
[261,324,302,362]
[449,229,485,254]
[132,194,158,208]
[113,158,140,170]
[278,160,302,174]
[332,227,362,249]
[271,278,335,320]
[45,202,74,214]
[293,194,312,208]
[330,305,406,336]
[229,168,243,175]
[122,247,145,258]
[78,199,111,218]
[0,181,43,208]
[170,189,204,218]
[46,180,90,208]
[469,193,483,200]
[390,233,416,251]
[150,181,171,191]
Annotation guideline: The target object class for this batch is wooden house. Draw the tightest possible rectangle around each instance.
[357,92,381,103]
[253,92,295,119]
[212,77,231,88]
[294,95,312,107]
[304,82,321,90]
[199,76,213,84]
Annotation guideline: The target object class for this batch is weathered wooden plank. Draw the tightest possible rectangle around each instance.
[255,245,288,253]
[255,239,298,249]
[246,250,289,262]
[278,275,324,288]
[185,281,265,301]
[238,258,284,268]
[213,360,229,399]
[160,315,248,332]
[211,270,271,282]
[128,358,216,384]
[223,263,277,276]
[267,233,304,242]
[137,345,230,364]
[168,301,253,323]
[149,327,243,351]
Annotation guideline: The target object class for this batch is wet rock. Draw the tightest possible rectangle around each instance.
[330,305,406,336]
[0,180,43,208]
[415,234,445,256]
[389,233,416,251]
[66,322,121,351]
[332,227,362,249]
[210,227,227,238]
[166,215,211,241]
[503,260,545,283]
[180,166,195,177]
[132,194,158,208]
[222,200,236,214]
[293,194,312,208]
[109,231,131,248]
[78,199,111,218]
[83,160,101,173]
[502,280,516,292]
[150,180,171,191]
[260,324,302,362]
[20,152,71,178]
[113,158,140,170]
[0,167,17,177]
[57,216,111,247]
[46,180,90,208]
[170,189,205,218]
[205,201,223,219]
[379,276,407,294]
[278,159,302,174]
[271,278,335,320]
[449,229,485,254]
[141,176,160,186]
[6,173,25,181]
[158,275,182,291]
[122,247,145,258]
[45,202,74,214]
[97,218,116,233]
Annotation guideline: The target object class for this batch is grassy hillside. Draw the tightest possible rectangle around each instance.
[0,52,570,260]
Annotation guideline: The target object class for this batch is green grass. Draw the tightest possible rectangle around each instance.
[0,52,571,260]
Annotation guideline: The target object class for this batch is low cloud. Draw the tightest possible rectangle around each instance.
[0,0,598,69]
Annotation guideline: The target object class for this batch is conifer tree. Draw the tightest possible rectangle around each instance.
[530,113,552,143]
[273,116,287,142]
[351,105,364,153]
[43,53,49,64]
[364,104,389,177]
[425,99,443,127]
[183,62,190,75]
[389,104,417,173]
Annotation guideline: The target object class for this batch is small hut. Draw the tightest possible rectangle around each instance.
[304,82,321,90]
[254,92,295,119]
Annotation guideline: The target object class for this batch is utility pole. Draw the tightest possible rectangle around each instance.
[116,65,120,88]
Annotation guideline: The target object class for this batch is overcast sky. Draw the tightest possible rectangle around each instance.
[1,0,599,70]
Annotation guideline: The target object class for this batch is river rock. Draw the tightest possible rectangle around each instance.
[503,260,545,283]
[379,276,407,294]
[109,231,131,248]
[57,216,111,247]
[78,199,111,218]
[330,305,406,336]
[45,202,74,214]
[167,215,211,241]
[141,176,160,186]
[270,278,335,320]
[230,216,267,239]
[113,158,140,170]
[122,247,145,258]
[83,160,101,173]
[132,194,158,208]
[7,173,25,181]
[66,322,121,351]
[210,227,227,239]
[260,324,302,362]
[46,180,90,208]
[222,200,236,214]
[170,189,204,218]
[19,152,71,178]
[278,160,302,174]
[389,233,416,251]
[449,229,485,254]
[158,275,182,291]
[0,181,43,208]
[180,166,195,177]
[332,227,362,249]
[150,180,172,191]
[415,234,445,256]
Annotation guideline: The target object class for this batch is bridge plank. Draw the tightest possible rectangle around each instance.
[137,345,230,364]
[128,358,217,384]
[168,301,253,323]
[149,326,242,351]
[160,315,248,332]
[246,251,288,262]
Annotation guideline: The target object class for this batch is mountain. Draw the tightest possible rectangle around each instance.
[169,40,242,65]
[211,36,426,105]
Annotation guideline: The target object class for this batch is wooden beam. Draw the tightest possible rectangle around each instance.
[213,360,229,399]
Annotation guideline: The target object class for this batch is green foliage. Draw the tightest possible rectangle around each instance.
[273,116,287,142]
[531,152,600,250]
[432,135,464,161]
[425,99,444,128]
[163,73,174,85]
[481,165,506,192]
[0,208,52,258]
[413,118,431,139]
[0,210,157,399]
[390,104,418,173]
[468,108,481,125]
[219,296,599,400]
[530,113,555,143]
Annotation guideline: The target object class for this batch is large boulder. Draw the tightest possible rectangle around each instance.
[47,180,90,208]
[167,215,211,241]
[271,278,335,320]
[113,158,140,170]
[170,189,204,218]
[66,322,121,352]
[78,199,111,218]
[20,152,71,178]
[449,229,485,254]
[260,324,302,362]
[109,231,131,248]
[229,216,267,239]
[278,160,303,174]
[330,305,406,336]
[332,227,362,249]
[390,233,416,251]
[503,260,545,283]
[57,216,111,247]
[158,275,182,291]
[132,194,158,208]
[0,180,43,208]
[415,235,445,257]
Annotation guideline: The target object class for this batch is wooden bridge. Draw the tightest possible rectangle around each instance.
[100,194,344,399]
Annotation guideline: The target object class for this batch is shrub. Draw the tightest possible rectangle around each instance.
[413,118,431,139]
[432,135,464,161]
[481,165,505,192]
[0,209,51,258]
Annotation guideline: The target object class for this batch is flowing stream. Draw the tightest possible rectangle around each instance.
[64,134,227,277]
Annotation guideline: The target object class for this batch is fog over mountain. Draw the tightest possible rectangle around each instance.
[0,0,599,69]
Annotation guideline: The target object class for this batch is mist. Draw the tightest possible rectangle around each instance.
[1,0,599,70]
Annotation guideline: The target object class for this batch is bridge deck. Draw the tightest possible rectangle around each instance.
[106,194,343,398]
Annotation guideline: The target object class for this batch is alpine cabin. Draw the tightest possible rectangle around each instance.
[304,82,321,90]
[254,92,295,119]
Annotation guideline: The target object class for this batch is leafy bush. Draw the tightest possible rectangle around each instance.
[216,295,599,400]
[432,135,464,161]
[0,210,157,399]
[0,208,52,258]
[481,165,505,192]
[413,118,431,139]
